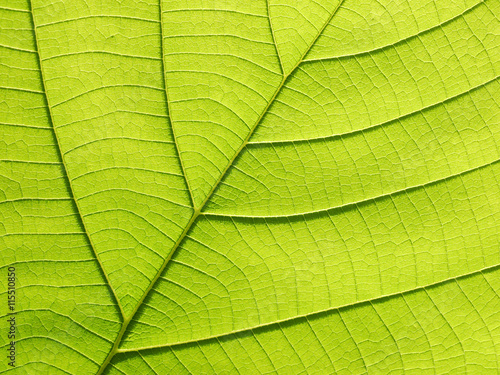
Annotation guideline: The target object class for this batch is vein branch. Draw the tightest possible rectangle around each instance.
[158,2,196,209]
[266,0,284,75]
[27,0,126,319]
[202,158,500,219]
[118,262,500,353]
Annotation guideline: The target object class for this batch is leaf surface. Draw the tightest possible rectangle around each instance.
[1,0,500,373]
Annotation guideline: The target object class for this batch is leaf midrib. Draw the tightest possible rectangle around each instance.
[94,0,346,372]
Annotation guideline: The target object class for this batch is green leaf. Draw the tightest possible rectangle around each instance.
[1,0,500,373]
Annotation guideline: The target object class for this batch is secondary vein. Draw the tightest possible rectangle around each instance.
[158,4,196,209]
[118,262,500,353]
[27,0,126,319]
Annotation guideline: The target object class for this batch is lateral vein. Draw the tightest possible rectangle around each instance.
[27,0,126,320]
[118,262,500,353]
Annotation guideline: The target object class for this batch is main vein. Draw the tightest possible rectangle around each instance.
[95,0,345,372]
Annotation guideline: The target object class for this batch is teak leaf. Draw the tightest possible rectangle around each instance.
[1,0,500,373]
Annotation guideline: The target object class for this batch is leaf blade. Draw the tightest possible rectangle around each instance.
[0,4,122,373]
[30,0,194,316]
[110,268,500,374]
[2,0,500,373]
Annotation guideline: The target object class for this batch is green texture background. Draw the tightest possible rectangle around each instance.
[1,0,500,373]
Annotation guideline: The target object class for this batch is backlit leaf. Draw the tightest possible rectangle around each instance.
[1,0,500,373]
